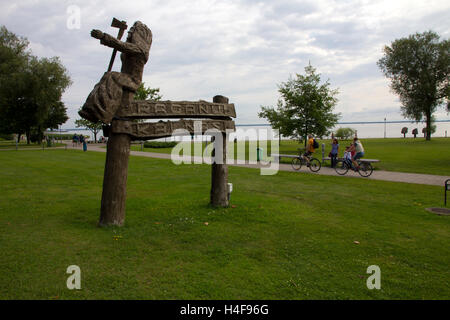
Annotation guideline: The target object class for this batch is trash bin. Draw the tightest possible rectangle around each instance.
[256,148,263,162]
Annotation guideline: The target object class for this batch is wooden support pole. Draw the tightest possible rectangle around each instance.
[99,128,131,226]
[210,95,229,207]
[98,88,135,227]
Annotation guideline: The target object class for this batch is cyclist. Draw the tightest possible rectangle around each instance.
[302,134,315,165]
[350,137,365,170]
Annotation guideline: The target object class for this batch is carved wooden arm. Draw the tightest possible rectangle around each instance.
[91,29,142,55]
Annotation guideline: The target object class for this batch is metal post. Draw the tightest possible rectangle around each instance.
[384,118,386,138]
[445,179,450,206]
[321,143,325,163]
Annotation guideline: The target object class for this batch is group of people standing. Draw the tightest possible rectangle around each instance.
[72,134,87,151]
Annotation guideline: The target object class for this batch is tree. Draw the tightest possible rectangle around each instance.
[422,115,437,138]
[0,26,71,143]
[335,127,355,140]
[16,56,71,143]
[0,26,30,136]
[132,82,162,124]
[75,117,102,143]
[401,127,408,138]
[377,31,450,141]
[258,64,340,145]
[134,82,162,101]
[44,101,69,130]
[412,128,418,138]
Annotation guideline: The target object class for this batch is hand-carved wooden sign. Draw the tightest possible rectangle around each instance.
[79,18,235,227]
[112,119,235,140]
[116,100,236,119]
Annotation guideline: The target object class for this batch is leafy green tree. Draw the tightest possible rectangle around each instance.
[377,31,450,140]
[132,82,162,124]
[16,56,71,143]
[0,26,30,136]
[0,26,71,143]
[134,82,162,101]
[75,117,102,143]
[335,127,355,140]
[259,64,340,146]
[44,101,69,130]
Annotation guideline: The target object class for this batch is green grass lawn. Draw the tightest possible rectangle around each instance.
[0,149,449,299]
[0,140,64,149]
[132,137,450,176]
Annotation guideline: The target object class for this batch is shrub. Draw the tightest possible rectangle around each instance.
[143,141,178,148]
[335,127,355,140]
[0,133,14,141]
[46,134,74,140]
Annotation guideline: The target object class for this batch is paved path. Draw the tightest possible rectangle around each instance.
[62,143,450,187]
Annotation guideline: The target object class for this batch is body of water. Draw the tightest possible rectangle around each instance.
[58,121,450,141]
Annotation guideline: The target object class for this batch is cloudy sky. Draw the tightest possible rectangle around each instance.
[1,0,449,128]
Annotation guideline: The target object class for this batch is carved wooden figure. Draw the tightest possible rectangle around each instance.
[79,19,235,227]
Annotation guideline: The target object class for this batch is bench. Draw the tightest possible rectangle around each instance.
[322,156,380,163]
[271,154,299,162]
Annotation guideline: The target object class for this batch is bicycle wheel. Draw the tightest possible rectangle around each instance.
[358,161,373,177]
[335,160,349,175]
[291,157,302,171]
[308,157,321,172]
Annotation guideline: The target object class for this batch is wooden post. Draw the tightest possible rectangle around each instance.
[99,127,131,226]
[210,95,229,207]
[99,88,134,226]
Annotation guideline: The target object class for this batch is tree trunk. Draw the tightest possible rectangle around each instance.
[99,129,131,226]
[17,134,21,143]
[426,108,431,141]
[210,95,229,207]
[304,122,308,148]
[26,130,30,145]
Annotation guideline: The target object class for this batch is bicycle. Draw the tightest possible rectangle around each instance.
[334,159,373,177]
[291,154,322,172]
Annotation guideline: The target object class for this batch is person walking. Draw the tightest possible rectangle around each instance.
[72,134,78,147]
[330,138,339,168]
[79,134,87,152]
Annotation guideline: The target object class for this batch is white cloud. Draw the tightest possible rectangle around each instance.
[1,0,449,128]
